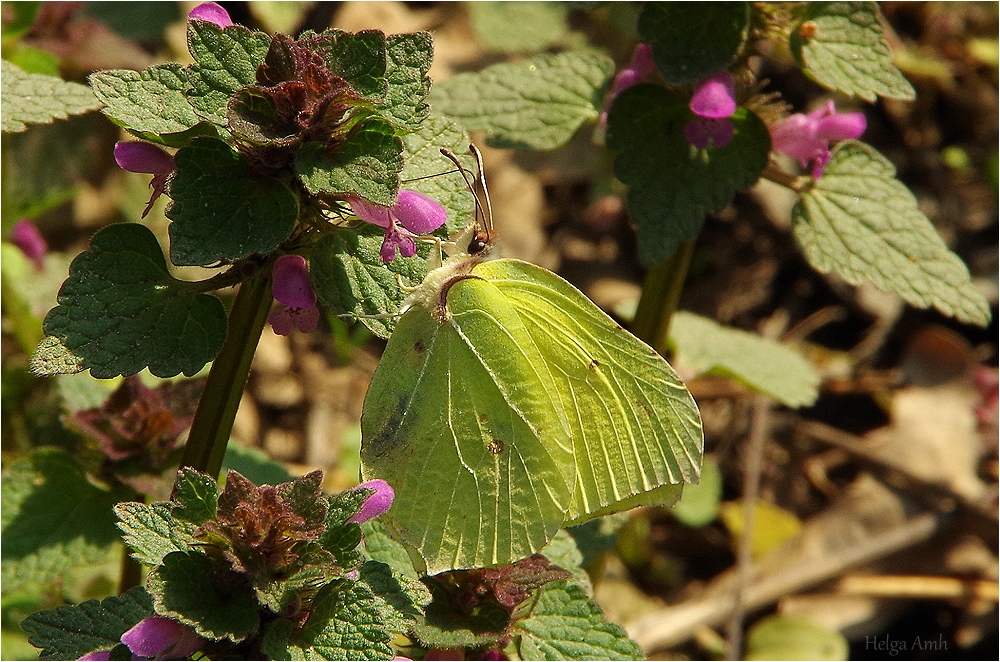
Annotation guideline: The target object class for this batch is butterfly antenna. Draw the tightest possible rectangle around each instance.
[469,144,494,241]
[440,146,491,243]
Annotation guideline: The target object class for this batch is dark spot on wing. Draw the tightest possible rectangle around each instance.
[487,438,505,455]
[479,413,488,423]
[412,339,427,354]
[589,358,601,370]
[363,399,407,458]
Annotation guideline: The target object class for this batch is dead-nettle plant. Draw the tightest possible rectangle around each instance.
[10,2,990,660]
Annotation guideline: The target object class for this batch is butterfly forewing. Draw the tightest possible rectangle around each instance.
[473,259,704,524]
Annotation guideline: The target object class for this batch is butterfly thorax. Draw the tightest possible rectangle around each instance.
[403,254,485,324]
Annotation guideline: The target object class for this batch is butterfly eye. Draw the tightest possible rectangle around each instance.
[467,234,489,255]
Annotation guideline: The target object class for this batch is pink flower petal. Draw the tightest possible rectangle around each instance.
[627,43,655,79]
[78,652,111,660]
[348,196,393,228]
[114,142,174,176]
[347,479,395,524]
[268,308,294,336]
[189,2,232,27]
[690,72,736,119]
[393,190,447,234]
[121,616,202,659]
[816,111,866,141]
[11,219,47,270]
[291,305,320,334]
[272,255,316,309]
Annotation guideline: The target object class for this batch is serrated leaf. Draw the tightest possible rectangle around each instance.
[669,312,819,408]
[793,141,991,326]
[540,529,592,595]
[638,2,749,84]
[360,519,419,581]
[791,1,915,102]
[745,615,849,661]
[317,29,389,102]
[166,137,299,265]
[148,551,260,642]
[607,84,771,265]
[468,2,570,54]
[172,467,220,523]
[29,335,84,376]
[115,502,197,567]
[400,113,475,235]
[514,580,642,661]
[21,586,154,661]
[379,32,432,129]
[295,119,404,206]
[88,65,204,141]
[309,226,430,339]
[187,20,271,124]
[1,60,101,133]
[428,51,614,151]
[1,449,127,593]
[41,223,228,378]
[357,560,429,634]
[271,579,393,660]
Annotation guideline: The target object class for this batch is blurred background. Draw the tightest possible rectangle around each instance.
[2,2,997,660]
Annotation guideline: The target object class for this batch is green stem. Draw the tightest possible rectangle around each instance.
[180,266,272,479]
[630,238,696,355]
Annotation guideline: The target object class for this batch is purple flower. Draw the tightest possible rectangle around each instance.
[599,43,655,128]
[10,219,48,271]
[684,72,737,149]
[188,2,232,27]
[268,255,320,336]
[348,190,447,263]
[769,100,867,178]
[347,479,395,524]
[114,142,175,218]
[78,616,203,660]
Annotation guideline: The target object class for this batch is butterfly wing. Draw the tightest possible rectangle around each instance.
[361,274,575,574]
[474,259,703,524]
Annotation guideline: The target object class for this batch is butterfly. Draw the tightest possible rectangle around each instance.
[360,146,703,575]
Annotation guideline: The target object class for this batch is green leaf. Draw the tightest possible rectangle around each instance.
[41,223,228,378]
[541,529,593,594]
[309,226,430,339]
[745,615,849,661]
[115,502,197,567]
[790,1,915,102]
[148,551,260,642]
[267,579,393,660]
[29,336,84,376]
[1,449,127,594]
[638,2,749,84]
[793,141,991,326]
[379,32,433,129]
[88,65,204,141]
[400,113,475,234]
[187,20,271,124]
[671,455,723,527]
[357,560,429,635]
[429,51,615,151]
[1,60,101,133]
[607,84,771,265]
[316,29,389,102]
[468,2,570,53]
[167,137,299,265]
[172,467,220,523]
[295,119,404,206]
[21,586,154,661]
[360,519,419,581]
[669,312,820,408]
[514,580,643,661]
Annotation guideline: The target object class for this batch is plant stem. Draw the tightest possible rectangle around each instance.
[180,265,272,479]
[630,238,696,355]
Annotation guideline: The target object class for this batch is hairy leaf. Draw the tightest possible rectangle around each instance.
[187,20,271,124]
[514,580,643,660]
[21,587,154,661]
[429,51,614,150]
[791,1,915,102]
[1,60,100,133]
[468,2,570,53]
[608,84,770,265]
[88,65,205,143]
[638,2,749,84]
[115,501,198,567]
[379,32,433,129]
[42,223,228,378]
[400,113,475,235]
[167,137,299,265]
[793,141,990,326]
